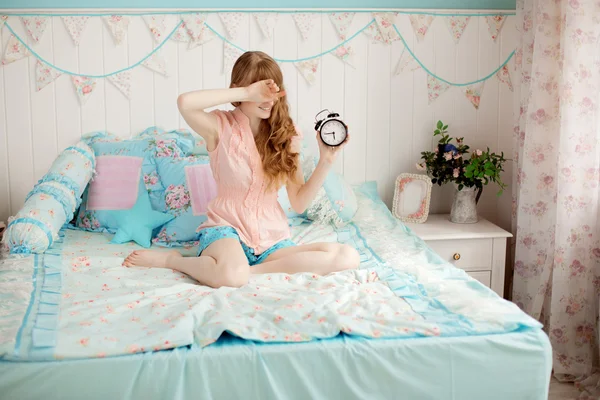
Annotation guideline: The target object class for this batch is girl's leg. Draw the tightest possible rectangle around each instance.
[251,242,360,275]
[123,238,250,288]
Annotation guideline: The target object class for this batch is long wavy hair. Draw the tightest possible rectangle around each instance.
[230,51,299,191]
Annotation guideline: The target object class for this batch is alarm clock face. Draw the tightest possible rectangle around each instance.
[320,119,347,147]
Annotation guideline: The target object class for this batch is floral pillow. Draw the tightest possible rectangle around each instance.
[152,155,217,246]
[302,154,358,227]
[75,130,194,233]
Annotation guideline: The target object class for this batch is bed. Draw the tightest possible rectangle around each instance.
[0,182,551,400]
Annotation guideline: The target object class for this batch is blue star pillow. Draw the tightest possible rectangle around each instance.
[110,181,174,248]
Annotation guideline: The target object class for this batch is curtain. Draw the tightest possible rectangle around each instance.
[511,0,600,391]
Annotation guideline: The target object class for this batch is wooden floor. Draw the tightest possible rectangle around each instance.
[549,377,583,400]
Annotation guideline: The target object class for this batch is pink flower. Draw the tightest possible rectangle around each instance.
[453,168,460,178]
[475,149,483,156]
[444,152,453,161]
[82,85,92,94]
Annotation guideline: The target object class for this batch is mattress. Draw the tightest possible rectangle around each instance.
[0,182,551,399]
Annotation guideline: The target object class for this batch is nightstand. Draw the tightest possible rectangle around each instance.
[403,214,512,297]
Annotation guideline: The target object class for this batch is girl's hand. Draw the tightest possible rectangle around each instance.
[245,79,286,103]
[316,129,350,166]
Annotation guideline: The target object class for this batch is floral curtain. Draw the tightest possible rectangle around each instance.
[511,0,600,391]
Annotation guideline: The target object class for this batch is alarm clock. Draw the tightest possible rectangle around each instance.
[314,109,348,147]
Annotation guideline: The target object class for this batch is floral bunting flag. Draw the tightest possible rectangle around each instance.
[72,76,96,105]
[427,74,451,104]
[35,60,62,91]
[20,16,49,44]
[465,82,485,109]
[373,12,400,44]
[107,71,131,99]
[181,13,207,41]
[182,14,214,48]
[2,35,30,65]
[328,12,355,41]
[61,16,90,46]
[171,23,191,42]
[445,16,470,43]
[496,64,514,92]
[333,45,355,68]
[223,42,243,72]
[295,59,319,86]
[293,13,317,40]
[219,13,244,40]
[409,15,435,42]
[1,15,8,28]
[142,52,169,77]
[143,15,167,43]
[485,15,506,42]
[254,14,278,39]
[363,22,385,44]
[393,48,420,75]
[103,15,130,45]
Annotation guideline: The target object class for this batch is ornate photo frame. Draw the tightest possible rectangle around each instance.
[392,173,433,224]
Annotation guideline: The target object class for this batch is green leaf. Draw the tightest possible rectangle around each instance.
[442,125,448,130]
[434,129,441,135]
[485,169,494,176]
[437,120,443,129]
[458,184,464,190]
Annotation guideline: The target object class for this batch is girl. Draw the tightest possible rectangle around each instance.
[123,51,360,288]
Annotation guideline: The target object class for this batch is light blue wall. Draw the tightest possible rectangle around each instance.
[0,0,516,10]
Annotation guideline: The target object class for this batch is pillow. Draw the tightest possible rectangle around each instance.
[302,154,358,227]
[152,155,218,246]
[74,130,193,233]
[2,142,95,254]
[110,180,174,248]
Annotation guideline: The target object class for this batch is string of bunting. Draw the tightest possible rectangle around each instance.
[0,11,514,109]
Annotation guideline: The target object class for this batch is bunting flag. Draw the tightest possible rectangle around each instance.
[485,15,506,42]
[188,28,214,49]
[329,12,355,41]
[254,14,278,39]
[465,82,485,109]
[409,15,435,42]
[427,75,451,104]
[35,60,62,91]
[20,16,49,44]
[293,13,317,40]
[181,13,214,48]
[223,42,243,72]
[363,23,385,44]
[62,16,90,46]
[142,52,169,77]
[393,48,421,75]
[171,23,190,42]
[373,12,400,44]
[2,35,30,65]
[445,16,471,43]
[496,64,514,91]
[107,71,131,98]
[143,15,167,43]
[333,45,355,68]
[1,15,8,28]
[72,76,97,105]
[219,13,244,40]
[295,59,319,85]
[103,15,130,45]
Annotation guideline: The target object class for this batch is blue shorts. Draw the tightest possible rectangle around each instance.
[197,226,295,266]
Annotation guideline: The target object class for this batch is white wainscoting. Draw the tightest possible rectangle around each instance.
[0,10,516,231]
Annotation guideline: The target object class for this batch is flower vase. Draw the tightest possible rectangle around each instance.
[450,185,481,224]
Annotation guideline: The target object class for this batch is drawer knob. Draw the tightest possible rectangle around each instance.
[453,253,461,261]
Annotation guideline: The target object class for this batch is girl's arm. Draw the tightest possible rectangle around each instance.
[177,79,285,151]
[286,130,349,214]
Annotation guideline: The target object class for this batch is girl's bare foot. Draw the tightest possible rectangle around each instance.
[122,250,182,269]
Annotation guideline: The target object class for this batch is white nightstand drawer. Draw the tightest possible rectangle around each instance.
[468,271,491,287]
[425,238,493,271]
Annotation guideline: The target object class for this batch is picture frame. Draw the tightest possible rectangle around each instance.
[392,173,433,224]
